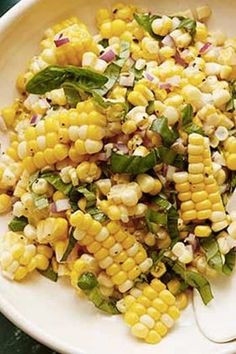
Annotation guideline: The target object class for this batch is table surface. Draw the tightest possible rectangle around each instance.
[0,1,57,353]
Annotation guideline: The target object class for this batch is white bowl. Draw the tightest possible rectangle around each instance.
[1,1,236,353]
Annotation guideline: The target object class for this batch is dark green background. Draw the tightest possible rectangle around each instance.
[0,1,58,353]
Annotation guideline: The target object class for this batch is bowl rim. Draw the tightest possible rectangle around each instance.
[0,3,84,353]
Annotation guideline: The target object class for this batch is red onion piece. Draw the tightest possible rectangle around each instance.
[199,42,212,55]
[54,37,70,47]
[116,143,129,154]
[30,114,40,125]
[50,203,57,213]
[174,50,187,67]
[162,35,175,48]
[0,116,7,132]
[100,49,116,62]
[55,199,71,212]
[96,152,109,161]
[159,82,172,92]
[144,71,154,81]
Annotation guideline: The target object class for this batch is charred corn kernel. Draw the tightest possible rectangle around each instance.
[121,279,181,343]
[0,194,12,214]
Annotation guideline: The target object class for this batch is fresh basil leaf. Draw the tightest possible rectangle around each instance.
[156,146,185,169]
[184,123,205,135]
[151,117,179,147]
[223,249,236,275]
[38,264,58,282]
[95,63,121,96]
[226,81,236,112]
[201,237,223,273]
[115,41,130,67]
[149,249,166,265]
[177,17,197,37]
[78,272,120,314]
[77,185,96,208]
[110,150,157,174]
[134,13,163,40]
[167,207,179,240]
[61,229,77,262]
[8,216,28,232]
[98,38,109,48]
[41,173,72,195]
[26,65,108,95]
[166,258,213,305]
[62,82,81,107]
[93,92,128,120]
[130,65,145,82]
[145,209,167,233]
[86,207,108,222]
[182,104,193,126]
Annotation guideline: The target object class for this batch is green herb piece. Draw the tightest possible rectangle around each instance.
[223,249,236,275]
[146,101,155,115]
[61,229,77,262]
[230,172,236,191]
[29,172,39,188]
[115,41,130,67]
[77,272,98,290]
[226,80,236,112]
[33,194,49,210]
[153,195,172,211]
[177,17,197,37]
[38,264,58,282]
[8,216,28,232]
[130,65,145,82]
[200,237,223,273]
[77,185,96,208]
[95,63,121,96]
[41,173,72,195]
[98,38,109,48]
[156,146,185,169]
[149,249,166,265]
[62,82,81,107]
[78,272,120,314]
[151,117,178,147]
[93,92,128,120]
[110,150,157,174]
[134,13,163,40]
[181,104,204,136]
[145,209,167,233]
[86,207,108,222]
[166,258,213,305]
[26,65,108,95]
[167,207,179,240]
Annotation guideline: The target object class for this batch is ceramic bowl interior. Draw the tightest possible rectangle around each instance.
[1,1,236,353]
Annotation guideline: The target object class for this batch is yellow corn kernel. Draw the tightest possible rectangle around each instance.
[176,292,188,310]
[194,225,212,237]
[0,194,12,214]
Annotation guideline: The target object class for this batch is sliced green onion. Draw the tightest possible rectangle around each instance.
[8,216,28,232]
[61,229,77,262]
[41,173,72,195]
[38,264,58,282]
[110,150,157,174]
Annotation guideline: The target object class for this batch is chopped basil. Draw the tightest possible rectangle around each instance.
[77,185,96,208]
[165,258,213,305]
[98,38,109,48]
[200,237,223,273]
[115,41,130,67]
[150,117,179,147]
[8,216,28,232]
[26,65,108,95]
[61,229,77,262]
[78,272,120,314]
[110,150,157,174]
[95,63,121,96]
[86,207,108,222]
[130,65,145,82]
[41,173,72,195]
[156,146,185,169]
[93,92,129,120]
[78,272,98,290]
[167,207,179,240]
[62,82,82,107]
[153,195,172,211]
[223,249,236,275]
[177,17,197,37]
[134,13,163,40]
[38,264,58,282]
[145,209,167,233]
[226,80,236,112]
[181,104,204,136]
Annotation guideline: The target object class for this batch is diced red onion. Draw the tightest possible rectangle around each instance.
[54,37,70,47]
[50,203,57,213]
[55,199,71,212]
[30,114,41,125]
[96,152,109,161]
[199,42,212,55]
[0,116,7,132]
[116,143,129,154]
[185,233,199,252]
[162,35,175,48]
[174,50,187,67]
[100,49,116,62]
[159,82,172,92]
[144,71,154,81]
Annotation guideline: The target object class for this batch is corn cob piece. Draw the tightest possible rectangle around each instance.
[0,232,52,281]
[173,133,228,232]
[42,17,99,66]
[224,136,236,170]
[70,211,153,293]
[117,279,180,344]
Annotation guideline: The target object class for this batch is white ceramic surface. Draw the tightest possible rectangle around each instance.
[1,1,236,353]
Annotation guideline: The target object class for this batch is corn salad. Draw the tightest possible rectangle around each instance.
[1,2,236,345]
